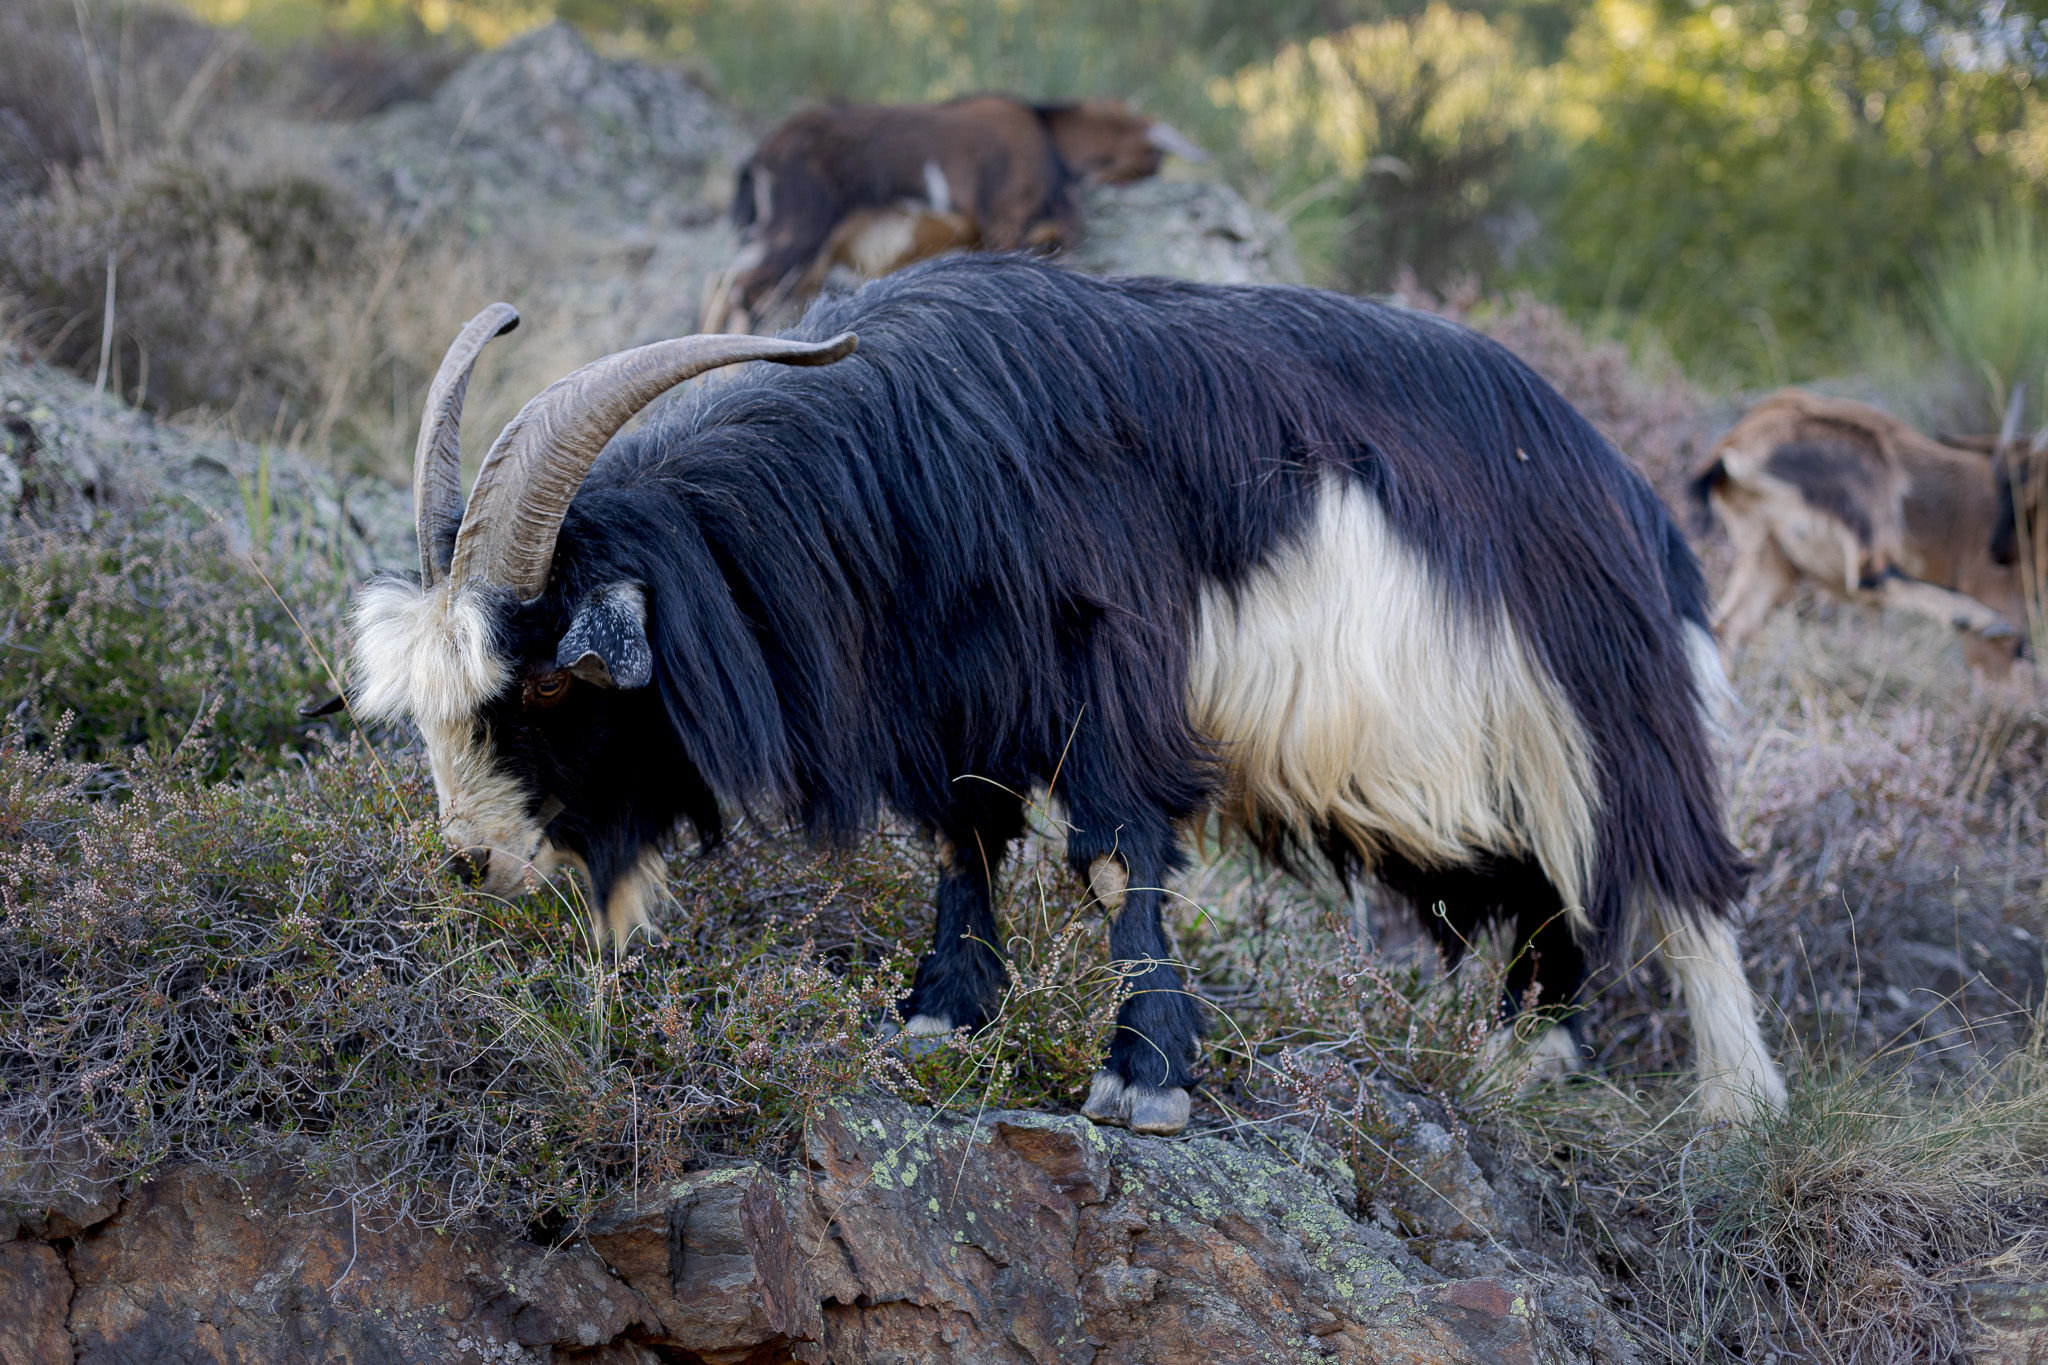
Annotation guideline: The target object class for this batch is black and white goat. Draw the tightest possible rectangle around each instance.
[352,258,1787,1135]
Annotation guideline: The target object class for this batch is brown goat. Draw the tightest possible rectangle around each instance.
[714,95,1205,324]
[1692,388,2026,678]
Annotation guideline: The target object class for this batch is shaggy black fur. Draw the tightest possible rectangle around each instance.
[477,256,1747,1095]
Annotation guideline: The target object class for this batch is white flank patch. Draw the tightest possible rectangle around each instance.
[1187,474,1598,926]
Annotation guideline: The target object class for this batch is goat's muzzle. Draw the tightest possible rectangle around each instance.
[445,848,489,885]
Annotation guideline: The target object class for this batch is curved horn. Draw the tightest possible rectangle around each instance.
[448,330,858,600]
[1999,382,2026,447]
[415,302,520,587]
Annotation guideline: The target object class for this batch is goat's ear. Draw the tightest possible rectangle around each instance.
[557,582,653,690]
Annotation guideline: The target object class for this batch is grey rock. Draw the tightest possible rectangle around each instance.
[1073,176,1302,286]
[6,1100,1641,1364]
[0,350,415,573]
[1376,1119,1513,1245]
[1961,1280,2048,1364]
[335,23,747,230]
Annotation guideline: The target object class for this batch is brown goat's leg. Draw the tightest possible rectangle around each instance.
[1871,573,2018,642]
[1711,535,1798,656]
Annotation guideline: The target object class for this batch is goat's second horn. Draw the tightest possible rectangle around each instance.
[415,303,520,587]
[1999,382,2026,447]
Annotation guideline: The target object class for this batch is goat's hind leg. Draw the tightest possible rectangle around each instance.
[1870,571,2019,642]
[900,798,1026,1037]
[1646,904,1787,1120]
[1382,852,1588,1078]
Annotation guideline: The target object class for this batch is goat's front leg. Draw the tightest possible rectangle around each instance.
[900,801,1024,1036]
[1712,532,1798,656]
[1078,850,1202,1136]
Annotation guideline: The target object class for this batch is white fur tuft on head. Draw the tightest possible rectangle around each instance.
[351,578,508,729]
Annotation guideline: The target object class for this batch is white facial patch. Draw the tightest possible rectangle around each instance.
[352,578,507,730]
[351,578,547,898]
[1186,474,1599,928]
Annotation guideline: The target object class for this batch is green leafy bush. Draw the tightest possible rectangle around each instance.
[1526,0,2044,381]
[0,518,336,777]
[1919,204,2048,429]
[1215,4,1547,290]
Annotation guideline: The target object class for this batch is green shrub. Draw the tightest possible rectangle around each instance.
[1919,203,2048,431]
[1524,0,2044,383]
[0,517,337,777]
[1214,4,1547,291]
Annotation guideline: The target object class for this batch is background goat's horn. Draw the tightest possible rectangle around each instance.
[415,302,520,587]
[449,330,858,600]
[1999,382,2026,446]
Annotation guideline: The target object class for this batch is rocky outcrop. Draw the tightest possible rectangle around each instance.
[1074,176,1301,287]
[2,1096,1640,1365]
[0,350,414,568]
[331,22,747,231]
[1960,1281,2048,1365]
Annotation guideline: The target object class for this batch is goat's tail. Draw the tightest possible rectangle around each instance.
[1686,457,1727,537]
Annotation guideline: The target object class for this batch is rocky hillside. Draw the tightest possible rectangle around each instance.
[3,22,2045,1365]
[3,1096,1643,1365]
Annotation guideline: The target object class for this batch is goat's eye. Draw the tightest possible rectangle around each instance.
[525,673,571,708]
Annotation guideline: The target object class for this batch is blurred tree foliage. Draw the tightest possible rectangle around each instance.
[1216,3,1549,290]
[1530,0,2048,380]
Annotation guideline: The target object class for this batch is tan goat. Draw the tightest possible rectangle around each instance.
[1692,388,2025,678]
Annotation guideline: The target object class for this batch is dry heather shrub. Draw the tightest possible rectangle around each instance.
[1173,849,1541,1196]
[0,0,229,197]
[0,0,467,198]
[1502,607,2048,1363]
[1514,1041,2048,1364]
[877,839,1125,1116]
[0,147,548,473]
[0,733,943,1230]
[1,150,366,423]
[1719,612,2048,1076]
[1686,1062,2046,1362]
